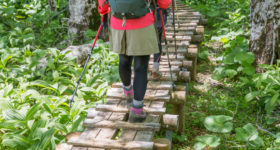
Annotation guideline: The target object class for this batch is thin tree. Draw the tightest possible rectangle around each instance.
[250,0,280,72]
[68,0,100,44]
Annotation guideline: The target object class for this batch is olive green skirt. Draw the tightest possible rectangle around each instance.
[109,24,159,56]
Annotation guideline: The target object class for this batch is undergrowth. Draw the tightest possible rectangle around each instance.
[161,0,280,149]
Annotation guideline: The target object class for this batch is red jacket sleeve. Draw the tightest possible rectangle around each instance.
[157,0,171,9]
[98,0,110,15]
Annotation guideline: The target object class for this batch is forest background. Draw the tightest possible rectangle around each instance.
[0,0,280,149]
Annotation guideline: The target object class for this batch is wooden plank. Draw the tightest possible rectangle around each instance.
[96,104,166,115]
[83,120,161,131]
[71,147,87,150]
[134,100,164,142]
[94,100,127,142]
[107,88,171,101]
[148,66,180,73]
[162,41,190,47]
[87,108,98,118]
[165,27,196,31]
[112,81,173,90]
[77,99,121,144]
[150,54,185,60]
[68,137,153,150]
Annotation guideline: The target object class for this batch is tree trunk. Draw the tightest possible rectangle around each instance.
[68,0,100,44]
[48,0,57,12]
[250,0,280,72]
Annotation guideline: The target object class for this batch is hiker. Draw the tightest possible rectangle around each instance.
[98,0,171,123]
[152,8,168,80]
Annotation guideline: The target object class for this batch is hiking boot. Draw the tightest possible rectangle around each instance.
[123,85,133,107]
[151,68,162,81]
[128,106,147,123]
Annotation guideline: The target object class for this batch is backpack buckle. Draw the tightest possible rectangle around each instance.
[146,1,152,13]
[122,17,126,27]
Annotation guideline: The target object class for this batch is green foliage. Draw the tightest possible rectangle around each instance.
[0,0,69,49]
[204,115,233,133]
[182,0,280,149]
[245,61,280,117]
[235,124,265,148]
[194,134,221,150]
[0,43,119,149]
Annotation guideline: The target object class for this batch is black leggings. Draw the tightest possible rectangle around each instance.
[119,54,150,100]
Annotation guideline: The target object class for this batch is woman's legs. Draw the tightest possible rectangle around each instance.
[119,54,150,102]
[133,55,150,101]
[119,54,133,86]
[128,55,150,123]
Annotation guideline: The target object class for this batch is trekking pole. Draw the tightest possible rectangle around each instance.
[160,9,175,91]
[175,0,180,28]
[69,16,105,107]
[171,0,177,59]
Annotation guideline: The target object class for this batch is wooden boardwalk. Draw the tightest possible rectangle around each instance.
[57,1,205,149]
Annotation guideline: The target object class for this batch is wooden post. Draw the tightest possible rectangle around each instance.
[171,91,186,134]
[185,45,198,81]
[153,138,171,150]
[178,71,190,82]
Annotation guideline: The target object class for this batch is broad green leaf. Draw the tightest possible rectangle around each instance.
[275,133,280,143]
[25,103,41,120]
[30,128,55,150]
[30,128,48,140]
[235,123,258,142]
[2,55,13,67]
[235,51,255,64]
[43,103,52,114]
[3,84,13,97]
[265,93,279,114]
[71,115,86,132]
[242,66,255,75]
[225,69,238,78]
[2,134,31,149]
[3,109,25,121]
[194,134,221,150]
[204,115,233,133]
[245,91,259,102]
[29,80,58,94]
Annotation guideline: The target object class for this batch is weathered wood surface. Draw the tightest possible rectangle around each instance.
[163,114,179,129]
[153,138,171,150]
[107,88,170,101]
[132,72,178,82]
[66,2,205,149]
[83,120,161,131]
[134,101,164,142]
[150,54,185,60]
[68,137,154,150]
[112,81,173,90]
[96,104,166,115]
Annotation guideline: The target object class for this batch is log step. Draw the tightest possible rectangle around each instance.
[166,31,194,36]
[166,36,192,41]
[96,104,166,115]
[148,66,180,73]
[107,88,171,101]
[112,81,174,90]
[68,137,154,150]
[150,54,185,61]
[83,120,161,131]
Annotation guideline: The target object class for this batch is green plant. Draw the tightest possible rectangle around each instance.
[0,42,119,149]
